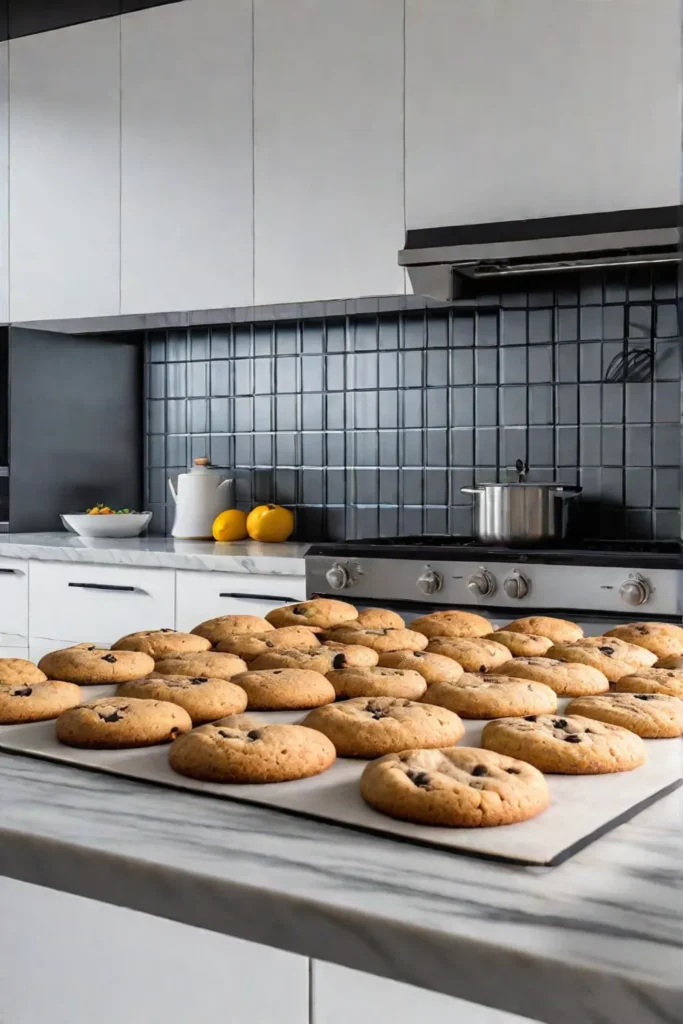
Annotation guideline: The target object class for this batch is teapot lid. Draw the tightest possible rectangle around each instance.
[189,457,220,475]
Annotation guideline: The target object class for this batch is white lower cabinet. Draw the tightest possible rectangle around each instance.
[176,570,306,631]
[312,962,540,1024]
[0,877,309,1024]
[0,645,29,659]
[0,557,29,645]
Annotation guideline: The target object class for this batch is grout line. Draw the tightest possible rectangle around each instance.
[118,13,123,316]
[250,0,256,307]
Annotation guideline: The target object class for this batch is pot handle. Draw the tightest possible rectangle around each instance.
[552,487,582,499]
[460,487,483,495]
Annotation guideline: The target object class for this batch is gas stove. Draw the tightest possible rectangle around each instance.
[305,537,683,622]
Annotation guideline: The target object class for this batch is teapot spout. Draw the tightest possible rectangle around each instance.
[218,478,233,492]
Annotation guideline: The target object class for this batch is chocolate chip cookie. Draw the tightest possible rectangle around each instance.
[614,667,683,699]
[216,627,321,661]
[326,666,428,701]
[56,697,192,749]
[377,650,463,685]
[301,696,464,758]
[423,674,557,719]
[117,674,248,725]
[111,629,211,659]
[322,626,428,653]
[0,680,82,724]
[154,651,248,681]
[484,631,553,658]
[409,610,492,639]
[168,714,336,783]
[547,637,657,681]
[489,656,609,697]
[566,693,683,738]
[360,747,550,827]
[39,645,155,685]
[265,598,358,630]
[321,642,379,668]
[250,647,340,674]
[355,608,405,630]
[231,668,335,711]
[425,637,512,673]
[604,622,683,659]
[482,714,647,773]
[190,614,274,645]
[502,616,583,644]
[655,656,683,670]
[0,658,47,686]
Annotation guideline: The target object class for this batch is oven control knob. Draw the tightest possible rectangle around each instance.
[417,568,443,596]
[326,563,350,591]
[503,571,530,600]
[467,569,496,598]
[619,574,650,607]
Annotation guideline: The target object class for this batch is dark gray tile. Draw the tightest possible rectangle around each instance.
[325,321,347,353]
[653,341,681,382]
[302,469,325,505]
[426,389,448,428]
[302,321,324,353]
[450,468,474,503]
[210,326,231,359]
[579,273,603,305]
[450,388,474,427]
[147,399,165,434]
[400,349,423,388]
[556,343,578,383]
[475,312,498,347]
[501,310,527,346]
[147,434,165,470]
[426,313,448,347]
[653,425,680,466]
[276,322,299,354]
[188,399,209,434]
[500,386,526,426]
[379,468,399,504]
[254,433,274,466]
[654,382,680,423]
[148,363,166,399]
[351,317,377,352]
[402,390,423,429]
[275,356,297,393]
[234,434,253,467]
[275,469,298,504]
[579,384,601,423]
[353,432,379,467]
[189,328,210,361]
[528,427,553,466]
[426,428,448,466]
[499,427,527,469]
[401,315,425,349]
[254,358,273,395]
[654,510,680,539]
[625,383,652,424]
[187,361,209,398]
[603,272,627,303]
[378,430,399,466]
[352,352,379,390]
[254,397,273,432]
[579,426,602,467]
[448,505,473,536]
[165,399,186,434]
[377,506,399,537]
[378,390,399,429]
[475,386,498,427]
[556,307,578,342]
[579,343,601,381]
[601,467,624,503]
[528,309,553,344]
[166,330,188,362]
[276,432,298,466]
[400,430,423,467]
[301,393,323,430]
[625,508,653,539]
[253,325,272,356]
[354,391,377,430]
[452,314,475,347]
[556,384,578,424]
[628,269,653,302]
[601,383,623,424]
[253,470,274,504]
[625,425,652,466]
[529,385,552,425]
[166,435,187,467]
[210,435,232,468]
[500,346,527,384]
[602,305,625,340]
[450,428,474,465]
[235,397,254,432]
[378,351,398,388]
[326,469,346,505]
[325,393,345,430]
[147,332,166,363]
[426,348,449,386]
[210,361,231,397]
[378,317,400,351]
[424,469,448,505]
[528,345,553,383]
[475,348,498,385]
[602,426,624,467]
[654,468,680,509]
[475,427,498,467]
[556,426,578,467]
[628,305,653,339]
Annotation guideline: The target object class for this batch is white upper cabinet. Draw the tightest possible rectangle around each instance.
[0,42,8,324]
[9,18,121,321]
[406,0,682,230]
[254,0,405,305]
[121,0,253,315]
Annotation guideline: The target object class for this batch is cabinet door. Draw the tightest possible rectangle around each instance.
[9,17,120,321]
[121,0,253,314]
[0,41,8,324]
[176,570,306,632]
[0,557,28,645]
[405,0,680,230]
[254,0,404,305]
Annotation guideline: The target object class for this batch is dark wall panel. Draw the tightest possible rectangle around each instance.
[9,328,143,531]
[4,1,182,39]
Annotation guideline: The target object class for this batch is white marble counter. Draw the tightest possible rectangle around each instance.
[0,751,681,1024]
[0,533,309,574]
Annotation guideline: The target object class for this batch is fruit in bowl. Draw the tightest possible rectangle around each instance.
[86,504,135,515]
[61,507,152,538]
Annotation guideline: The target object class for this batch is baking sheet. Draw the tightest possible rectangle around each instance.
[1,688,680,866]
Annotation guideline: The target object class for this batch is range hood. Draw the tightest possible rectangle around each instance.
[398,205,682,300]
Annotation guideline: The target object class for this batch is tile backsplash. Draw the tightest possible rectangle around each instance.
[144,267,681,541]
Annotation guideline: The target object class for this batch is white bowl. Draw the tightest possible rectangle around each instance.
[61,512,152,538]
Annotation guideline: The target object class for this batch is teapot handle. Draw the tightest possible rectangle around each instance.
[168,478,177,503]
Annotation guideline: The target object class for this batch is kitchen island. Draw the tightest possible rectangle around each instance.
[1,749,681,1024]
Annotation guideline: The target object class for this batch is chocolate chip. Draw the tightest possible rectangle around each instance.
[265,640,275,648]
[406,769,430,788]
[635,625,648,634]
[506,767,520,774]
[218,729,234,739]
[101,710,123,723]
[565,735,581,743]
[247,729,262,740]
[413,652,424,658]
[272,669,283,674]
[13,686,32,697]
[169,728,180,738]
[293,605,307,615]
[87,646,97,651]
[333,653,346,669]
[598,646,615,656]
[102,654,117,663]
[471,765,488,776]
[553,718,568,729]
[634,694,655,701]
[160,628,174,633]
[524,715,537,722]
[479,664,487,672]
[190,677,208,685]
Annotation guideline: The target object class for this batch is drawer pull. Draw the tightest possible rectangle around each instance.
[219,592,301,603]
[0,568,18,575]
[68,582,138,593]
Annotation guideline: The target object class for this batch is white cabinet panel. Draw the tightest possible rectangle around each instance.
[121,0,253,314]
[0,878,309,1024]
[0,558,28,643]
[0,646,28,659]
[9,18,120,321]
[254,0,404,305]
[313,961,539,1024]
[29,638,76,665]
[176,570,306,632]
[0,41,8,324]
[406,0,681,230]
[29,562,176,645]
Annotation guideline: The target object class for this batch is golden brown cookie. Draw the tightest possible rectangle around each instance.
[231,668,335,710]
[250,647,339,674]
[655,655,683,670]
[302,696,464,758]
[566,693,683,738]
[425,636,512,673]
[423,674,558,719]
[39,645,155,685]
[322,626,428,653]
[0,658,47,686]
[360,747,550,827]
[265,598,358,629]
[190,614,274,645]
[484,631,553,658]
[321,642,379,668]
[111,629,211,658]
[614,667,683,699]
[168,714,336,783]
[409,610,492,639]
[489,656,609,697]
[116,674,248,724]
[482,713,647,774]
[0,680,82,724]
[502,616,583,644]
[377,650,463,685]
[546,637,657,682]
[216,627,321,661]
[355,608,405,630]
[604,622,683,659]
[326,666,428,701]
[56,697,192,749]
[154,651,248,681]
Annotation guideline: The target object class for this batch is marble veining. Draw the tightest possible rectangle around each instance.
[1,752,681,1024]
[0,533,309,574]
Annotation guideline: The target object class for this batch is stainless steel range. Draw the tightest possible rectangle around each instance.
[306,538,683,633]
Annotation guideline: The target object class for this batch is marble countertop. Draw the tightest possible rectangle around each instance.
[0,533,309,574]
[0,752,680,1024]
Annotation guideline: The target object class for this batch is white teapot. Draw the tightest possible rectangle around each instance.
[169,458,233,539]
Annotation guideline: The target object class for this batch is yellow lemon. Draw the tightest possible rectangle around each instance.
[246,504,294,543]
[212,508,249,542]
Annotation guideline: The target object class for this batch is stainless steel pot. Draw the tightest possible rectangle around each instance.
[461,483,581,546]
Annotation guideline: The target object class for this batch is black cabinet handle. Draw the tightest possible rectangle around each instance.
[219,592,300,603]
[68,583,137,593]
[0,568,18,575]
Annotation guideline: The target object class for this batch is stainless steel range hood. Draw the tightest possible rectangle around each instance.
[398,206,682,300]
